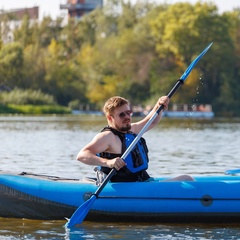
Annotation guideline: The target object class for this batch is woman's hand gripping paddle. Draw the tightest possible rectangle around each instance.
[65,42,213,228]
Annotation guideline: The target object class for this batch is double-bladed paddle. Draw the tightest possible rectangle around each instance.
[65,42,213,228]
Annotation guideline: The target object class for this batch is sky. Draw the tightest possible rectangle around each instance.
[0,0,240,20]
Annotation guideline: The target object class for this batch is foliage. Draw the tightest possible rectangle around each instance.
[150,2,235,106]
[0,104,17,114]
[0,104,71,114]
[0,42,24,87]
[68,99,80,110]
[0,0,240,116]
[0,88,56,105]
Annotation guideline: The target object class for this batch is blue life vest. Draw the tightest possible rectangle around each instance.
[124,132,148,173]
[99,127,149,174]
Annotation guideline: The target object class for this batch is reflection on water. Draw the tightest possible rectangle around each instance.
[66,222,240,240]
[0,115,240,239]
[1,218,240,240]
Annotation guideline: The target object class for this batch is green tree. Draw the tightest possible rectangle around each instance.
[150,2,235,113]
[76,0,160,106]
[0,1,239,116]
[44,39,86,105]
[22,44,46,89]
[13,15,32,47]
[214,9,240,116]
[38,16,63,48]
[0,42,24,87]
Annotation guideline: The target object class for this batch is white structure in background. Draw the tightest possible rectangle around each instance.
[0,7,39,44]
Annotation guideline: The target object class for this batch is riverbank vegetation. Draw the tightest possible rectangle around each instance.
[0,89,70,114]
[0,0,239,116]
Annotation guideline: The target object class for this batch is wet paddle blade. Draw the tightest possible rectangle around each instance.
[65,195,97,228]
[180,42,213,81]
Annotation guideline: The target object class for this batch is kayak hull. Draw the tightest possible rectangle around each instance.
[1,171,240,223]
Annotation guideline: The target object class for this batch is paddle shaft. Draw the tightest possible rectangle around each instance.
[94,79,184,197]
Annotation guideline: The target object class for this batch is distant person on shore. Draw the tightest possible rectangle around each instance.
[77,96,194,182]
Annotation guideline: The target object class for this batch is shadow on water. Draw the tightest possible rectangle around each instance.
[1,218,240,240]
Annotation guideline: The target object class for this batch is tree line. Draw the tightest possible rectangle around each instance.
[0,0,239,116]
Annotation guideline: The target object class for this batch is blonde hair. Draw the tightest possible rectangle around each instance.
[103,96,129,115]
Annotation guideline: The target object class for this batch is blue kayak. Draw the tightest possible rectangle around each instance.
[1,171,240,223]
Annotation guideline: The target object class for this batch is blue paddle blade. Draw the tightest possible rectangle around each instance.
[65,195,97,228]
[225,169,240,175]
[180,42,213,81]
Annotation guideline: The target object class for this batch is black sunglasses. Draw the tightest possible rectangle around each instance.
[114,110,133,119]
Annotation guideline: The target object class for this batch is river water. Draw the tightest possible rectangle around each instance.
[0,115,240,239]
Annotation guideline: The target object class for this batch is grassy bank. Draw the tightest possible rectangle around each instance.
[0,104,71,114]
